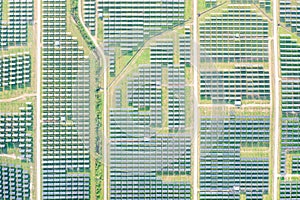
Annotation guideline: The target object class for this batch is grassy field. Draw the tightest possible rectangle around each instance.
[2,0,8,21]
[185,0,192,20]
[198,0,207,13]
[263,194,272,200]
[279,26,300,43]
[0,97,35,113]
[242,99,270,105]
[97,19,103,44]
[285,154,293,175]
[201,62,269,71]
[0,46,29,55]
[240,194,246,200]
[199,99,212,104]
[135,46,150,65]
[199,105,270,117]
[240,147,269,158]
[161,86,169,130]
[7,148,21,157]
[0,157,31,170]
[115,54,132,76]
[0,86,35,100]
[185,86,193,129]
[159,175,191,183]
[173,36,179,65]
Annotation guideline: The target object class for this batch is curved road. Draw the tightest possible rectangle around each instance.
[77,1,108,199]
[0,93,36,103]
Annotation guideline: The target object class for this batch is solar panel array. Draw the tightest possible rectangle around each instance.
[8,0,33,22]
[279,34,300,199]
[0,52,31,91]
[198,3,271,199]
[200,64,270,103]
[199,5,269,63]
[0,102,33,161]
[108,50,115,75]
[230,0,271,12]
[110,29,191,199]
[83,0,96,35]
[292,156,300,174]
[127,64,162,127]
[97,0,185,54]
[0,164,30,199]
[110,108,191,199]
[200,115,270,199]
[179,28,191,67]
[280,0,300,35]
[0,0,33,49]
[280,182,300,199]
[168,64,185,130]
[150,40,174,68]
[42,0,91,199]
[205,0,217,8]
[114,88,122,108]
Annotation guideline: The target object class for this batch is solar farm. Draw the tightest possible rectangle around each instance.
[199,5,269,63]
[109,26,193,199]
[0,103,33,199]
[0,52,31,92]
[278,34,300,199]
[198,1,273,199]
[2,0,300,199]
[200,114,270,199]
[0,163,30,199]
[200,64,270,104]
[41,0,94,198]
[0,0,35,199]
[280,0,300,35]
[0,0,33,49]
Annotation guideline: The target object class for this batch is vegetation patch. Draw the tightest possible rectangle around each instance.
[0,98,35,113]
[159,175,191,183]
[240,147,269,158]
[97,20,103,44]
[95,158,104,200]
[184,0,192,20]
[2,0,9,21]
[161,86,168,129]
[96,91,104,127]
[0,157,30,170]
[70,0,96,50]
[240,194,246,200]
[263,194,272,200]
[286,153,293,175]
